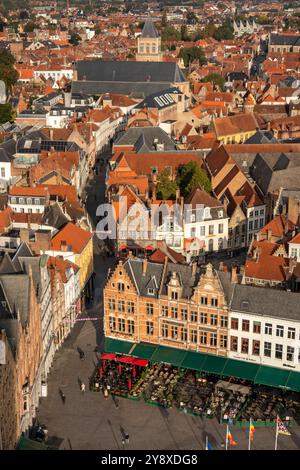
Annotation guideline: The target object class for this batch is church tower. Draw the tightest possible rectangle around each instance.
[136,16,162,62]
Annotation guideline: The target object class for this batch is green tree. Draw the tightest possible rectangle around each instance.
[256,15,271,25]
[156,168,178,200]
[202,22,217,38]
[177,161,211,197]
[186,11,198,24]
[179,46,206,67]
[161,26,181,41]
[24,21,37,33]
[0,103,13,124]
[0,50,19,90]
[161,11,168,28]
[213,24,234,41]
[180,24,190,41]
[69,32,81,46]
[201,73,226,91]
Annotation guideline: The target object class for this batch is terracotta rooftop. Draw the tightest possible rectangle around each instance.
[50,222,92,254]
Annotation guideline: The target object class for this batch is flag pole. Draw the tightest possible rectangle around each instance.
[225,424,228,451]
[248,418,251,451]
[275,415,279,451]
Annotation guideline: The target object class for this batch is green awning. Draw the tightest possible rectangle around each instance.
[285,371,300,392]
[222,359,259,381]
[150,345,187,367]
[254,366,290,388]
[103,337,300,392]
[131,342,158,360]
[16,437,48,450]
[181,351,207,372]
[104,337,135,355]
[201,354,227,375]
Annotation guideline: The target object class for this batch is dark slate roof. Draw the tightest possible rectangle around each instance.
[124,259,164,297]
[250,152,300,195]
[227,72,248,81]
[0,139,17,163]
[41,203,69,230]
[0,318,18,356]
[269,33,300,46]
[278,76,299,88]
[114,126,177,152]
[160,262,199,299]
[76,60,186,84]
[244,130,278,145]
[0,274,30,327]
[141,16,159,38]
[230,284,300,321]
[134,87,182,110]
[72,81,175,97]
[0,253,17,275]
[217,270,235,305]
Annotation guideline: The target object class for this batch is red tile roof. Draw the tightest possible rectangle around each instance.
[50,223,92,254]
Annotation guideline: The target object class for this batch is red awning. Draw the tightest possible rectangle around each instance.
[119,245,127,251]
[132,358,149,367]
[101,353,117,360]
[117,355,135,364]
[145,245,154,251]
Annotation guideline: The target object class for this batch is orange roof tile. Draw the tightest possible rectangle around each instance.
[50,222,92,254]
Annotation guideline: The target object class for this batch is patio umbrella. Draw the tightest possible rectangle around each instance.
[132,366,136,378]
[118,363,122,375]
[128,378,132,391]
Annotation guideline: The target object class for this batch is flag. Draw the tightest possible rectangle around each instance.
[227,428,237,446]
[250,419,255,441]
[205,439,214,450]
[277,417,291,436]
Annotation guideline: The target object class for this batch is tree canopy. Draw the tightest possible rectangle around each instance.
[0,50,19,90]
[69,32,82,46]
[0,103,13,125]
[156,168,178,200]
[24,21,37,33]
[177,161,211,197]
[201,73,226,91]
[179,46,206,67]
[161,26,181,41]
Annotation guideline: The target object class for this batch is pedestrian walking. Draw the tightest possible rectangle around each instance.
[61,392,66,404]
[81,383,86,393]
[125,433,130,445]
[121,438,125,448]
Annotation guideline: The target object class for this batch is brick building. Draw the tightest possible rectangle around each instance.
[104,258,229,355]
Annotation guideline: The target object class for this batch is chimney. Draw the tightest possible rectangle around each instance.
[152,186,156,201]
[142,257,148,276]
[50,128,54,140]
[289,257,297,274]
[175,188,180,203]
[60,240,68,251]
[287,196,300,227]
[254,246,261,262]
[231,265,238,284]
[191,261,197,277]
